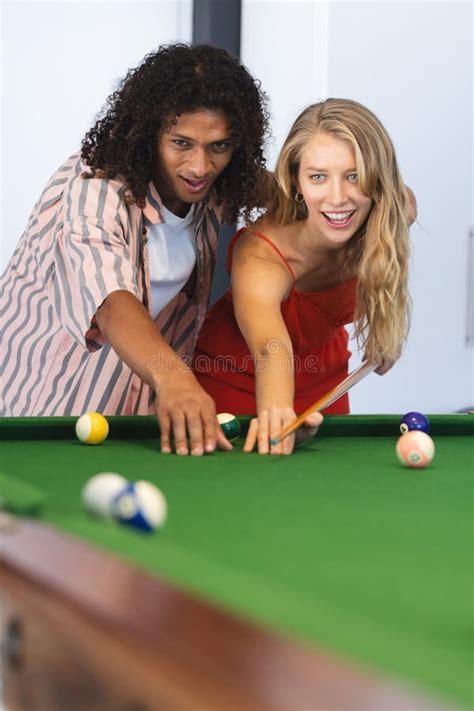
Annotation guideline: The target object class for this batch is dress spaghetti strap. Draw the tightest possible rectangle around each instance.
[248,231,296,281]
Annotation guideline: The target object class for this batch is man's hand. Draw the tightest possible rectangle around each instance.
[374,357,396,376]
[405,185,417,225]
[243,406,323,455]
[155,371,233,455]
[95,291,233,455]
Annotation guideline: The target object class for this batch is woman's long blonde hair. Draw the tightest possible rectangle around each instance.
[266,98,411,364]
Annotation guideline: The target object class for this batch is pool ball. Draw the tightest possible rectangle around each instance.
[81,472,128,517]
[396,431,435,469]
[111,480,167,533]
[75,412,109,444]
[400,411,430,435]
[217,413,241,442]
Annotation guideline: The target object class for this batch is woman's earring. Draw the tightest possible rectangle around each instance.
[294,192,305,204]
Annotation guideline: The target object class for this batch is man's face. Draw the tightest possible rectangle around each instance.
[153,109,234,216]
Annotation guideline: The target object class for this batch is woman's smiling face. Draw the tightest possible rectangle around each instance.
[296,132,373,246]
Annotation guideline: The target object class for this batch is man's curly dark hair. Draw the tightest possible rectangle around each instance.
[81,43,270,223]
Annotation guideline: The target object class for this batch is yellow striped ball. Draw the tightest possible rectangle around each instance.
[75,412,109,445]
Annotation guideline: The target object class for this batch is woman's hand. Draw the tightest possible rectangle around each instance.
[243,406,323,455]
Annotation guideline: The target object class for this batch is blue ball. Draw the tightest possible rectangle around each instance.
[111,480,167,533]
[400,411,430,435]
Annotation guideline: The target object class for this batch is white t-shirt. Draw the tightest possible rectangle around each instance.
[147,204,197,319]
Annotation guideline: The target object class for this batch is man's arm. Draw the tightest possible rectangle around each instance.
[95,290,231,455]
[252,169,275,209]
[405,185,417,225]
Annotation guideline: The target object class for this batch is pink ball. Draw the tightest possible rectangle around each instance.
[396,431,435,469]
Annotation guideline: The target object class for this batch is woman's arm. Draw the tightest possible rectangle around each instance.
[231,236,322,454]
[232,236,295,411]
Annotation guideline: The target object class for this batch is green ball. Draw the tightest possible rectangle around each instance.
[217,413,241,442]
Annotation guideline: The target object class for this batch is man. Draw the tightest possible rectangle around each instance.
[0,44,269,455]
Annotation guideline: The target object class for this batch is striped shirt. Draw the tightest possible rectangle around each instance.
[0,153,222,416]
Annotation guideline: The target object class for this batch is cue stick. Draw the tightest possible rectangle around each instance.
[270,360,378,445]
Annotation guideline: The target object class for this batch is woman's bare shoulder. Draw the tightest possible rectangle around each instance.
[236,219,295,258]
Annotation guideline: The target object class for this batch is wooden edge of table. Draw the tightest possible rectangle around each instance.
[0,519,458,711]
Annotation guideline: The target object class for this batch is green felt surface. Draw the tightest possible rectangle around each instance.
[0,470,46,514]
[0,415,473,707]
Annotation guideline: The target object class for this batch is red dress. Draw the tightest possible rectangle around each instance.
[193,229,356,415]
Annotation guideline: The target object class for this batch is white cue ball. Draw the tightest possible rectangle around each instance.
[81,472,128,518]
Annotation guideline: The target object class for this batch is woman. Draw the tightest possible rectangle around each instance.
[194,99,413,454]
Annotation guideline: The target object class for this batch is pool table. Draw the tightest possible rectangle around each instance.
[0,414,472,711]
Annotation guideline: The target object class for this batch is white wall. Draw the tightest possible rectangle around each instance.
[1,0,192,268]
[242,0,473,413]
[242,0,329,169]
[2,0,472,413]
[327,1,473,413]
